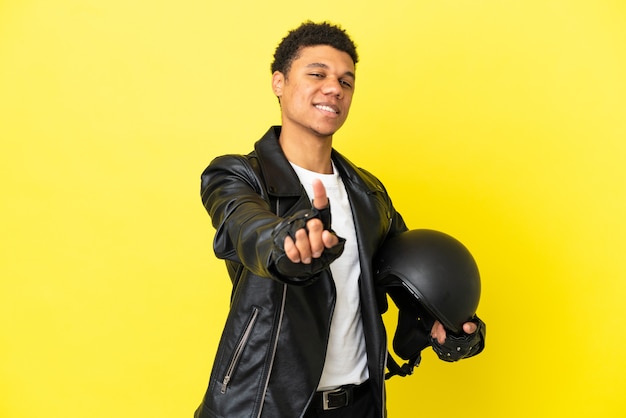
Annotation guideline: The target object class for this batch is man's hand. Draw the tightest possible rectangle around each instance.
[284,179,339,264]
[430,320,478,344]
[429,317,485,362]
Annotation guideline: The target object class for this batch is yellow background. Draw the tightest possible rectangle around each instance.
[1,0,625,417]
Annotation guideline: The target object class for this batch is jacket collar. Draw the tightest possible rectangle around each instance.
[254,126,302,197]
[254,126,379,197]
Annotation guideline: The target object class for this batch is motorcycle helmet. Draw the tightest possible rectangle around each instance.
[375,229,481,376]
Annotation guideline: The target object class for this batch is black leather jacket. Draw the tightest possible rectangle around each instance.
[195,127,407,418]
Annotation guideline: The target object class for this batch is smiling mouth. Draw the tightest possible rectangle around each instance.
[315,104,339,114]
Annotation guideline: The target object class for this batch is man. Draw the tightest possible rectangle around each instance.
[195,21,479,418]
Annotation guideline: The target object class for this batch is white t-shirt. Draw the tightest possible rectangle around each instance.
[290,162,369,390]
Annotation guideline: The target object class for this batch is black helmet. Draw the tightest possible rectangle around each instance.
[375,229,482,377]
[376,229,481,333]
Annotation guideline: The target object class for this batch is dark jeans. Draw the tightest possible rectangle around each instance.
[303,381,379,418]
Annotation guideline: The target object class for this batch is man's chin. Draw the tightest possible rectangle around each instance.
[312,129,336,139]
[311,123,345,138]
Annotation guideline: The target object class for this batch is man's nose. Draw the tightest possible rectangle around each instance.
[322,77,343,98]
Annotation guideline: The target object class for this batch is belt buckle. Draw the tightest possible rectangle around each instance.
[322,387,350,411]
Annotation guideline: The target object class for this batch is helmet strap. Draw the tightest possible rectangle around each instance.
[385,305,432,380]
[385,352,422,380]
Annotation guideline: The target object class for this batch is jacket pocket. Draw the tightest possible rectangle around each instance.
[220,306,260,394]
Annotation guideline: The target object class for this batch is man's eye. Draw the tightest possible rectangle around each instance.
[310,73,324,78]
[340,80,353,88]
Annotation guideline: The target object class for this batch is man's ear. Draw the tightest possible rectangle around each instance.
[272,71,284,97]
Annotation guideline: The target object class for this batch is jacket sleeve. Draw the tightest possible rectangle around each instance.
[200,154,343,284]
[363,170,409,313]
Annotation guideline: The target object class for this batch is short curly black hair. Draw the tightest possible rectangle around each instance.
[271,21,358,76]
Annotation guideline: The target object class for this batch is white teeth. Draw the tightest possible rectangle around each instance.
[316,105,338,114]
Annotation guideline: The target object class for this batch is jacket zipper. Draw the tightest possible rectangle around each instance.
[221,306,260,394]
[256,284,287,418]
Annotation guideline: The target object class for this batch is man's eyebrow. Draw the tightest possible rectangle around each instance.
[305,62,356,79]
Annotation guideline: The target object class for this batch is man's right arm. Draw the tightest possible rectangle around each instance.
[201,155,344,285]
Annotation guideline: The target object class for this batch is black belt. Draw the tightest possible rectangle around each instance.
[313,380,371,411]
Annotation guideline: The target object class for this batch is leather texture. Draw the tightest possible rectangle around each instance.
[195,126,407,418]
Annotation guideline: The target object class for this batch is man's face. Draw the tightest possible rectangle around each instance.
[273,45,356,139]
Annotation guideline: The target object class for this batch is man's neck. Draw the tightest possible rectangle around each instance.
[278,126,334,174]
